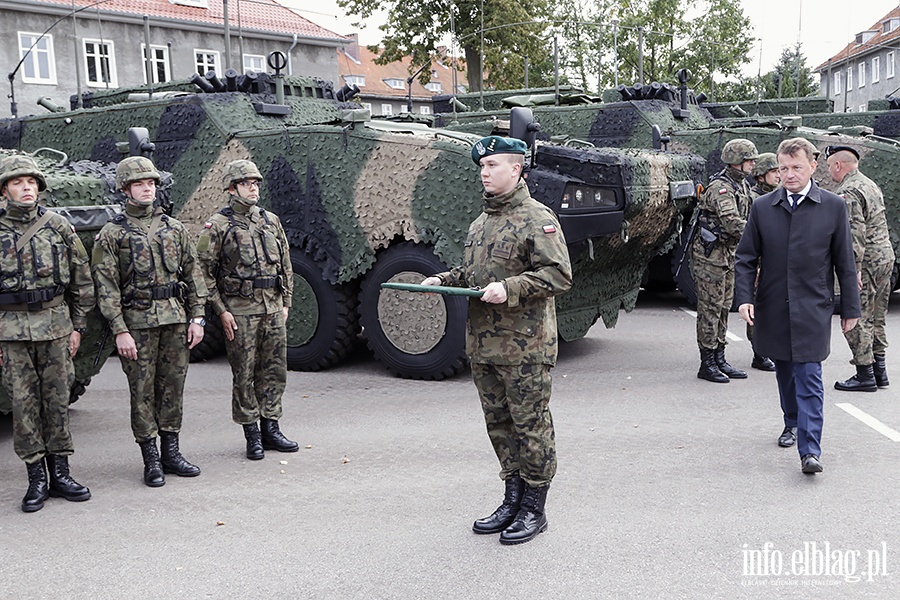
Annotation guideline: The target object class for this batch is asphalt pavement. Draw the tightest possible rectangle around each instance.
[2,290,899,599]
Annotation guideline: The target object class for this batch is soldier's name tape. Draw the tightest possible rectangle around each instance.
[380,282,485,297]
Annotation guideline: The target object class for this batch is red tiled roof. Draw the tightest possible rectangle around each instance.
[31,0,345,41]
[336,39,468,99]
[815,6,900,70]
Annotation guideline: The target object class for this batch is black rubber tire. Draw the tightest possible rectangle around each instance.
[189,305,227,363]
[286,250,359,371]
[358,242,467,380]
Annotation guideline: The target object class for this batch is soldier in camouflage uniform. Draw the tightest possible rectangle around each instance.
[422,136,572,546]
[195,160,297,460]
[691,139,758,383]
[92,157,207,487]
[745,153,779,373]
[827,146,895,392]
[0,155,94,512]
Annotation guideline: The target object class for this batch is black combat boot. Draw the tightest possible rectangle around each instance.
[22,459,49,513]
[751,353,776,372]
[715,345,747,379]
[243,422,265,460]
[138,439,166,487]
[874,354,890,388]
[499,484,549,545]
[834,365,878,392]
[159,432,201,477]
[698,348,729,383]
[46,455,91,502]
[260,418,299,453]
[473,474,526,534]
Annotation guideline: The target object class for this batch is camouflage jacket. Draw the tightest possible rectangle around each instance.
[691,167,752,267]
[195,197,293,316]
[837,168,895,271]
[750,181,776,199]
[92,203,207,334]
[435,181,573,366]
[0,203,94,341]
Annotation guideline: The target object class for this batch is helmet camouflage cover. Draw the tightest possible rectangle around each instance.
[720,139,759,165]
[223,159,263,190]
[0,154,47,191]
[751,152,778,177]
[116,156,160,190]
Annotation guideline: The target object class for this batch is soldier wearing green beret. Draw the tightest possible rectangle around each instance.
[0,154,95,512]
[92,156,207,487]
[195,159,298,460]
[422,136,573,545]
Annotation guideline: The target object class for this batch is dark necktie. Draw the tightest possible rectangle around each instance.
[790,193,802,211]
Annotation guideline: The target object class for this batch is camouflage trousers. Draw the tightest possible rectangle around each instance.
[692,258,734,350]
[224,312,287,425]
[1,337,75,464]
[118,324,189,443]
[844,261,892,365]
[471,362,556,487]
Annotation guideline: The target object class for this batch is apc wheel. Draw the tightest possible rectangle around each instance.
[286,250,359,371]
[358,242,467,380]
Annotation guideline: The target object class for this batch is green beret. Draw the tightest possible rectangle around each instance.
[471,136,527,165]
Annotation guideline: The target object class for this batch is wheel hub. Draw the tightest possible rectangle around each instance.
[378,271,448,355]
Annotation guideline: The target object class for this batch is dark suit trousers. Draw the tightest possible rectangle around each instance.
[774,360,824,458]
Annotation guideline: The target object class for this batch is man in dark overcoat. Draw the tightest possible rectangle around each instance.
[735,137,861,474]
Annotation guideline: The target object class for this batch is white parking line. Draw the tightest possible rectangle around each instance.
[836,403,900,442]
[679,307,743,342]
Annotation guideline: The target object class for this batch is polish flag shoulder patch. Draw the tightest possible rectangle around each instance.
[718,188,729,195]
[542,224,557,234]
[204,222,213,229]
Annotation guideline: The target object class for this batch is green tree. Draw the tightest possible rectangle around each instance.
[336,0,556,91]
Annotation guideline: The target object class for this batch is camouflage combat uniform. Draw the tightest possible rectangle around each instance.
[433,180,573,488]
[0,202,94,464]
[691,167,752,351]
[92,203,208,442]
[196,196,293,425]
[838,168,894,366]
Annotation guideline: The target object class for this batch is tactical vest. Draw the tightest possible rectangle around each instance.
[0,206,69,310]
[215,206,285,298]
[109,212,184,309]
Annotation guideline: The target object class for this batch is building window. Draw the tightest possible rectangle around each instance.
[243,54,265,72]
[419,105,432,115]
[195,49,219,75]
[860,104,867,112]
[833,71,841,94]
[381,103,393,115]
[343,74,365,87]
[425,82,442,93]
[83,39,117,87]
[362,102,372,112]
[384,78,405,90]
[873,56,880,83]
[889,52,895,78]
[141,45,170,83]
[858,62,866,87]
[847,67,853,91]
[18,32,56,84]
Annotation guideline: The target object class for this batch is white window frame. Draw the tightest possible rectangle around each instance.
[18,32,57,84]
[872,56,880,83]
[858,62,866,87]
[141,44,170,84]
[399,103,409,114]
[243,54,265,72]
[847,67,853,91]
[83,39,117,87]
[195,49,220,75]
[361,102,372,113]
[425,82,442,93]
[860,104,867,112]
[384,78,405,90]
[889,52,895,79]
[833,71,841,95]
[419,105,432,115]
[343,74,365,87]
[381,103,393,115]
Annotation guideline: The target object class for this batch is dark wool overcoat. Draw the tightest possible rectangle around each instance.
[735,182,861,363]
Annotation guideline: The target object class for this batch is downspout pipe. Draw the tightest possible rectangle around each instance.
[287,33,298,75]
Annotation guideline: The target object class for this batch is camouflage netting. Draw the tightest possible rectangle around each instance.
[702,97,834,119]
[432,86,584,113]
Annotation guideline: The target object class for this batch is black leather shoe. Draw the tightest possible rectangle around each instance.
[500,484,549,545]
[243,422,265,460]
[801,454,823,474]
[160,432,201,477]
[777,426,797,447]
[698,348,729,383]
[874,354,889,388]
[138,439,166,487]
[835,364,878,392]
[715,346,747,379]
[46,455,91,501]
[473,474,525,535]
[260,418,299,453]
[752,354,776,372]
[22,459,49,513]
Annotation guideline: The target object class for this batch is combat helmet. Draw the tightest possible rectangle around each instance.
[720,139,759,165]
[223,160,263,190]
[751,153,778,177]
[0,155,47,191]
[115,156,160,190]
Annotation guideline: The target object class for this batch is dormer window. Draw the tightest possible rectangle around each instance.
[856,30,877,45]
[384,78,405,89]
[171,0,208,7]
[344,74,365,87]
[884,18,900,34]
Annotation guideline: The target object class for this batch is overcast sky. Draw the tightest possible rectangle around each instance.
[290,0,899,78]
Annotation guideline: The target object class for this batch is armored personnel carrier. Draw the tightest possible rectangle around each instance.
[0,63,703,381]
